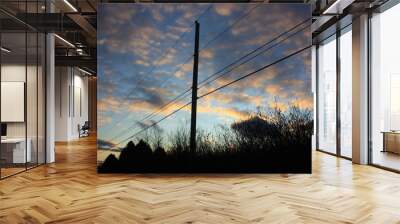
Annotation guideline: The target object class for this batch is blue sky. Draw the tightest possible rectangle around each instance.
[98,3,312,148]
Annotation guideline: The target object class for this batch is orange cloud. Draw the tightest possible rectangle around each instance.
[174,62,193,78]
[268,101,288,111]
[234,66,278,90]
[292,98,313,109]
[126,100,191,117]
[200,106,249,121]
[135,59,150,67]
[197,99,249,121]
[200,49,214,59]
[155,48,177,66]
[214,4,237,16]
[208,91,263,107]
[265,84,281,95]
[98,96,122,112]
[281,79,304,86]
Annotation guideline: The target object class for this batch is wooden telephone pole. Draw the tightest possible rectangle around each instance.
[190,21,200,154]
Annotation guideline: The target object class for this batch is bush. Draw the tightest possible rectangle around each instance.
[98,105,313,173]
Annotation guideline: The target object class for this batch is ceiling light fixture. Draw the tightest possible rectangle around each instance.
[63,0,78,12]
[323,0,341,14]
[54,34,75,48]
[78,67,93,76]
[322,0,354,15]
[1,47,11,53]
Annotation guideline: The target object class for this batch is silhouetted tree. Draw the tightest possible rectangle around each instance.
[154,146,166,157]
[98,105,313,173]
[98,154,119,172]
[119,141,136,165]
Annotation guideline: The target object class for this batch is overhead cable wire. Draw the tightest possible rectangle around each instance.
[107,52,196,142]
[116,102,192,146]
[197,45,312,100]
[108,89,192,142]
[112,16,310,143]
[198,22,311,90]
[104,5,212,136]
[116,45,311,146]
[197,18,311,88]
[198,3,261,52]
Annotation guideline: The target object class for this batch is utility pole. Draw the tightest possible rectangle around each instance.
[190,21,200,154]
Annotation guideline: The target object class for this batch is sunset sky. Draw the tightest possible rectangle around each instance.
[98,3,312,148]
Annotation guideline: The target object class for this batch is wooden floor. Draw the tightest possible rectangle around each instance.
[1,135,400,223]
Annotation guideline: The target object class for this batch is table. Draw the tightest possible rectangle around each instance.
[1,138,31,164]
[381,131,400,154]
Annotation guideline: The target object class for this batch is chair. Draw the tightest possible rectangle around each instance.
[79,121,90,138]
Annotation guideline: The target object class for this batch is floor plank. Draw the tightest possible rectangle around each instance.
[0,134,399,224]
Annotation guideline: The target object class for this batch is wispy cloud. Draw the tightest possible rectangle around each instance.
[214,4,238,16]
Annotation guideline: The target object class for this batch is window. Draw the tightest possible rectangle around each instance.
[317,35,337,154]
[0,1,46,179]
[370,2,400,171]
[339,26,352,158]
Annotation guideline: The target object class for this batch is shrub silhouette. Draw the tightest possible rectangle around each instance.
[98,154,119,172]
[135,139,152,157]
[98,105,313,173]
[154,146,166,157]
[118,141,135,165]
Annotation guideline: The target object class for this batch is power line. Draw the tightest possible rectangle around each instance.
[108,6,310,146]
[106,54,195,142]
[111,18,310,143]
[196,4,213,22]
[198,20,311,89]
[108,89,192,142]
[115,45,311,146]
[103,36,191,136]
[116,102,192,146]
[197,45,312,100]
[198,18,310,88]
[104,6,212,136]
[199,3,261,52]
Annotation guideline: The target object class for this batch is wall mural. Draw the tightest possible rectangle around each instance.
[97,3,313,173]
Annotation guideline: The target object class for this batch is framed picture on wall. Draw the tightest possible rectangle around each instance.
[97,3,313,173]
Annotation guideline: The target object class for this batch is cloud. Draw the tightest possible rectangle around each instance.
[268,101,288,111]
[100,19,164,67]
[229,4,310,50]
[150,7,163,21]
[136,120,164,133]
[208,91,263,107]
[98,139,115,149]
[200,49,214,59]
[281,79,304,87]
[214,4,237,16]
[265,84,281,95]
[98,115,113,126]
[98,96,121,112]
[202,63,278,94]
[135,59,150,67]
[99,5,136,25]
[198,103,249,121]
[265,83,290,99]
[98,39,106,45]
[98,3,312,131]
[241,67,278,89]
[174,61,193,78]
[292,97,313,109]
[126,100,191,117]
[154,48,177,66]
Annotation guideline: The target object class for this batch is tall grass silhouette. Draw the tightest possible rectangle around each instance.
[98,105,313,173]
